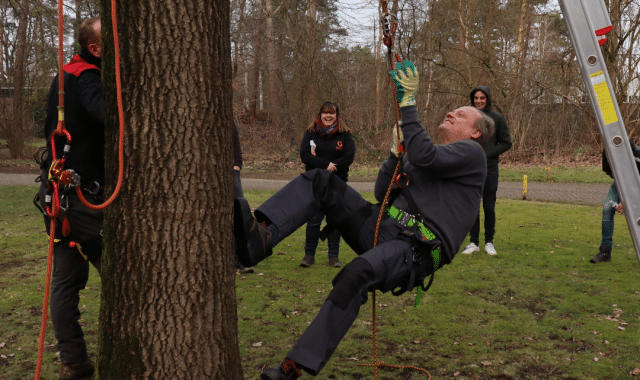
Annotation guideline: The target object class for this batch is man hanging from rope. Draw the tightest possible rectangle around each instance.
[36,17,104,380]
[234,60,495,380]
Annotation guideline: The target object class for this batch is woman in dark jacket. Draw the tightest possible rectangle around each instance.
[591,140,640,263]
[299,102,356,268]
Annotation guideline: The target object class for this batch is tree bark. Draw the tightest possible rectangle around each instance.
[9,0,31,158]
[265,0,279,123]
[98,0,242,379]
[249,0,265,120]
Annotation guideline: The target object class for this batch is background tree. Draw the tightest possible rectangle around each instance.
[98,0,242,378]
[8,0,31,158]
[0,0,100,157]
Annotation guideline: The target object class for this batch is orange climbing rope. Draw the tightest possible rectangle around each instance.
[35,0,125,378]
[358,2,432,379]
[77,0,125,210]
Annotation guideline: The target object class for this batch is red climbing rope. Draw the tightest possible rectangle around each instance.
[35,0,125,377]
[77,0,125,210]
[358,2,432,379]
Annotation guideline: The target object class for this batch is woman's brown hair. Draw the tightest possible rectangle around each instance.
[307,102,351,133]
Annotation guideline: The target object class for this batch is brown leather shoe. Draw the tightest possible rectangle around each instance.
[299,254,315,267]
[328,257,342,268]
[60,359,95,380]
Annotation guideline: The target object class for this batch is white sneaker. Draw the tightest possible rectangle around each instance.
[484,242,497,255]
[461,242,479,254]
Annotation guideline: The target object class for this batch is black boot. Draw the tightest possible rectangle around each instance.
[234,198,272,268]
[60,359,94,380]
[590,245,612,263]
[234,248,255,274]
[261,358,302,380]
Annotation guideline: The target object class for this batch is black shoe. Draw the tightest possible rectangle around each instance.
[234,198,272,268]
[590,245,612,263]
[60,359,94,380]
[261,358,302,380]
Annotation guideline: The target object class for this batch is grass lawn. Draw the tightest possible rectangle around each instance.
[1,186,639,379]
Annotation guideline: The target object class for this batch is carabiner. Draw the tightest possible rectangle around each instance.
[395,173,410,188]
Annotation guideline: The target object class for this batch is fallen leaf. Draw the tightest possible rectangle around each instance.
[453,371,461,377]
[630,368,640,375]
[251,342,263,348]
[593,357,599,362]
[0,342,5,348]
[349,357,359,361]
[481,361,491,366]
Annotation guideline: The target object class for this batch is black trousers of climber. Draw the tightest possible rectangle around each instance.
[255,169,421,375]
[39,184,103,364]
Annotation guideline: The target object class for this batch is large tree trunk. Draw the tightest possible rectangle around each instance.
[9,0,31,158]
[98,0,242,379]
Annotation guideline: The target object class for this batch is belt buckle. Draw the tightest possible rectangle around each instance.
[398,211,414,227]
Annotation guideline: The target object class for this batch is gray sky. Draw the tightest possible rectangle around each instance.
[336,0,562,48]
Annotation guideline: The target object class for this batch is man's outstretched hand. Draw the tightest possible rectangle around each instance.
[390,60,419,108]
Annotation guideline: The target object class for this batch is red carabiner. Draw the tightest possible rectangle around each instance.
[394,173,409,188]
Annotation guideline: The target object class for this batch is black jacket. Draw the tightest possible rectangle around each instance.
[300,127,356,182]
[375,106,487,264]
[44,49,104,185]
[470,86,512,171]
[602,139,640,179]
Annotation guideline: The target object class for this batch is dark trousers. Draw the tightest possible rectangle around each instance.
[305,211,340,258]
[469,168,499,244]
[39,184,103,364]
[255,169,414,375]
[233,169,243,199]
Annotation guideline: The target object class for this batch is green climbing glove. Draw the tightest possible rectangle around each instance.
[389,60,419,108]
[391,122,404,156]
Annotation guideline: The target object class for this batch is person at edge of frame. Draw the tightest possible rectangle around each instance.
[590,139,640,263]
[34,17,104,380]
[233,121,255,274]
[460,86,512,256]
[233,59,495,380]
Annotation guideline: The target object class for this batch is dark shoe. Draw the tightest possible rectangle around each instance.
[299,254,315,267]
[328,257,342,268]
[60,359,94,380]
[590,245,612,263]
[234,198,272,267]
[235,261,255,274]
[261,358,302,380]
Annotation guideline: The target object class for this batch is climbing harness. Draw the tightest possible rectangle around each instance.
[34,0,125,378]
[358,1,433,379]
